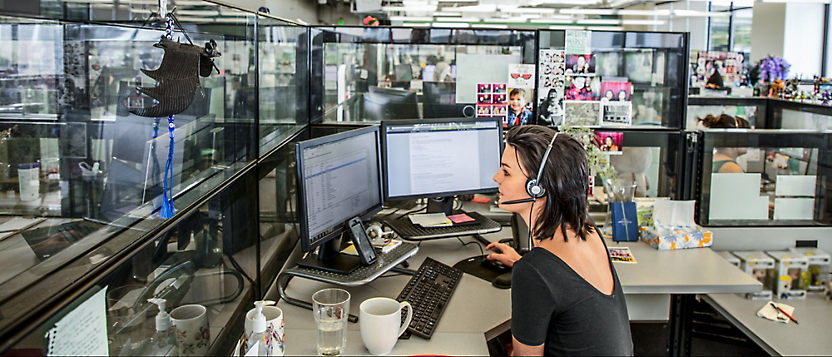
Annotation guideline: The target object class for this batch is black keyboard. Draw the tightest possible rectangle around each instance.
[396,257,463,339]
[385,211,501,241]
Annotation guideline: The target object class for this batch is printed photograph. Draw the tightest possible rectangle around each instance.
[492,83,507,93]
[537,87,564,127]
[565,54,596,75]
[601,101,633,127]
[506,87,534,126]
[594,131,624,155]
[477,83,492,93]
[477,94,493,104]
[565,76,600,101]
[600,81,632,102]
[563,101,601,126]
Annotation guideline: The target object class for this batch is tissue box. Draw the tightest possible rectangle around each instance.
[642,224,713,250]
[766,251,809,299]
[734,250,776,299]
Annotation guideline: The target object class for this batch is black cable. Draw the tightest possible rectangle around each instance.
[457,237,484,256]
[527,200,535,253]
[227,253,256,288]
[397,205,427,219]
[380,207,402,218]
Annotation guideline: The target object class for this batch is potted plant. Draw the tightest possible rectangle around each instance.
[753,56,790,97]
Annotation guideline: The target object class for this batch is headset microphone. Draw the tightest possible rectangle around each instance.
[496,197,536,205]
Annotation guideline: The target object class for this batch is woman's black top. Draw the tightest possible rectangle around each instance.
[510,233,633,356]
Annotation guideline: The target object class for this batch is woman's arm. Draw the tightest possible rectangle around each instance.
[512,336,544,356]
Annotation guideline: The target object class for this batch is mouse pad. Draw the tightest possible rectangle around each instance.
[453,254,507,283]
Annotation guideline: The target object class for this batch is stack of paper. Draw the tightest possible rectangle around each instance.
[408,213,452,228]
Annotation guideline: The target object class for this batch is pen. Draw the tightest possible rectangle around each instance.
[770,302,798,325]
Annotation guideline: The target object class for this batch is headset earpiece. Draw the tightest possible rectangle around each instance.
[523,132,558,199]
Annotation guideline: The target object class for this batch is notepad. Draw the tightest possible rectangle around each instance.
[409,213,453,227]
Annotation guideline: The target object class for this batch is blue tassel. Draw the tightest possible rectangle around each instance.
[161,115,175,219]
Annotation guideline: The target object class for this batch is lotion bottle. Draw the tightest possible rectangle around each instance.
[246,300,275,356]
[147,298,176,356]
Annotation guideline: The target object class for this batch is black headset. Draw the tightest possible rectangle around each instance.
[500,132,558,205]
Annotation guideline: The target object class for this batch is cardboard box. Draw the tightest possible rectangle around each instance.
[788,247,830,293]
[766,251,809,299]
[642,224,712,250]
[717,251,741,268]
[733,250,776,299]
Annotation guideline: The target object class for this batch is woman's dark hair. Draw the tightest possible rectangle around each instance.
[698,114,750,128]
[505,125,593,242]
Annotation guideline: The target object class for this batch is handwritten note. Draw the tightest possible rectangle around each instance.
[47,287,109,356]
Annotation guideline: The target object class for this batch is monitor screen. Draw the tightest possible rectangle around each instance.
[364,86,420,121]
[296,126,384,252]
[381,118,502,201]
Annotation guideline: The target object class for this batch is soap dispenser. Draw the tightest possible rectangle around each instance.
[147,298,176,356]
[246,300,276,356]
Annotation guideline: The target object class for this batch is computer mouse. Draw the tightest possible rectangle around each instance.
[492,272,512,289]
[480,257,510,273]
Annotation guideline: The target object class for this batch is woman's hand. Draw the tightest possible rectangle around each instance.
[485,242,522,268]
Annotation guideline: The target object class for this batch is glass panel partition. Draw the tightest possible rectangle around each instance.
[687,97,767,130]
[698,130,832,226]
[312,27,536,124]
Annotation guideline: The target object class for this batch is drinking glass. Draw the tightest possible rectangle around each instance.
[312,288,350,355]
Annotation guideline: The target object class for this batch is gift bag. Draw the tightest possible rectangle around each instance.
[611,201,638,242]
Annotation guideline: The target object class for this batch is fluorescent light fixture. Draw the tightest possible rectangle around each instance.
[586,26,624,31]
[621,19,666,25]
[514,8,557,14]
[673,10,730,17]
[532,0,600,4]
[383,5,437,11]
[434,12,462,16]
[435,16,480,22]
[529,17,574,23]
[409,22,432,27]
[577,18,620,25]
[471,24,509,29]
[548,25,587,30]
[432,22,470,27]
[560,8,615,15]
[484,18,517,23]
[438,0,478,2]
[391,16,433,21]
[176,9,219,16]
[214,17,250,23]
[617,9,671,16]
[450,4,498,12]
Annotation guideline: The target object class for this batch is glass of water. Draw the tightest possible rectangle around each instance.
[312,288,350,355]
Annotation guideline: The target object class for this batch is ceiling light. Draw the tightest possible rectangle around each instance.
[560,8,615,15]
[176,9,218,16]
[449,4,497,12]
[484,18,517,23]
[391,16,434,21]
[529,17,574,23]
[434,12,462,16]
[471,24,509,29]
[383,5,437,11]
[437,0,478,2]
[617,9,671,16]
[407,22,432,27]
[577,18,620,25]
[673,10,731,17]
[435,16,480,22]
[432,22,470,27]
[513,8,557,14]
[531,0,600,4]
[548,25,586,30]
[586,26,624,31]
[621,19,666,25]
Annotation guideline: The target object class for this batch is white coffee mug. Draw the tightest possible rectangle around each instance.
[245,305,285,356]
[359,297,413,355]
[170,304,210,356]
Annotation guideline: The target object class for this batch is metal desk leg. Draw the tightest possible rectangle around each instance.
[276,272,359,323]
[668,294,694,356]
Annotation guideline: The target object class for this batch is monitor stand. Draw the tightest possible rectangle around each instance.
[427,196,454,216]
[297,237,361,274]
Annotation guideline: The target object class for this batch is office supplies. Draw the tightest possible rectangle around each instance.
[611,201,638,242]
[734,251,776,299]
[386,211,501,241]
[788,247,830,293]
[294,126,385,274]
[766,251,808,299]
[770,302,798,324]
[396,257,463,339]
[756,301,796,324]
[408,213,452,228]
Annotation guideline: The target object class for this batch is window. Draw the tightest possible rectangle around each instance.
[707,2,752,54]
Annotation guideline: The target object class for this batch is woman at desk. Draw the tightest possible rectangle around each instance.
[485,125,633,356]
[698,114,751,173]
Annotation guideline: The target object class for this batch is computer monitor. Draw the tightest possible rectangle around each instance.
[295,125,384,273]
[380,118,502,213]
[422,82,473,118]
[363,86,420,121]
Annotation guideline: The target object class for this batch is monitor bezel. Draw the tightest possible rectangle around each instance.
[295,125,384,253]
[380,117,504,202]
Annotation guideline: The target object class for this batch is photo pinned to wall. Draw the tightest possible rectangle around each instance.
[541,76,564,89]
[475,83,508,121]
[477,93,492,104]
[565,76,600,101]
[595,131,623,155]
[563,100,601,126]
[542,62,565,76]
[600,80,632,102]
[493,83,507,93]
[537,87,564,127]
[507,87,534,126]
[565,30,591,55]
[565,54,595,76]
[507,64,535,89]
[601,101,633,127]
[477,83,492,93]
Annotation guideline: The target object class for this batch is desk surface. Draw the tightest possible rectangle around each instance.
[704,293,832,356]
[275,226,761,355]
